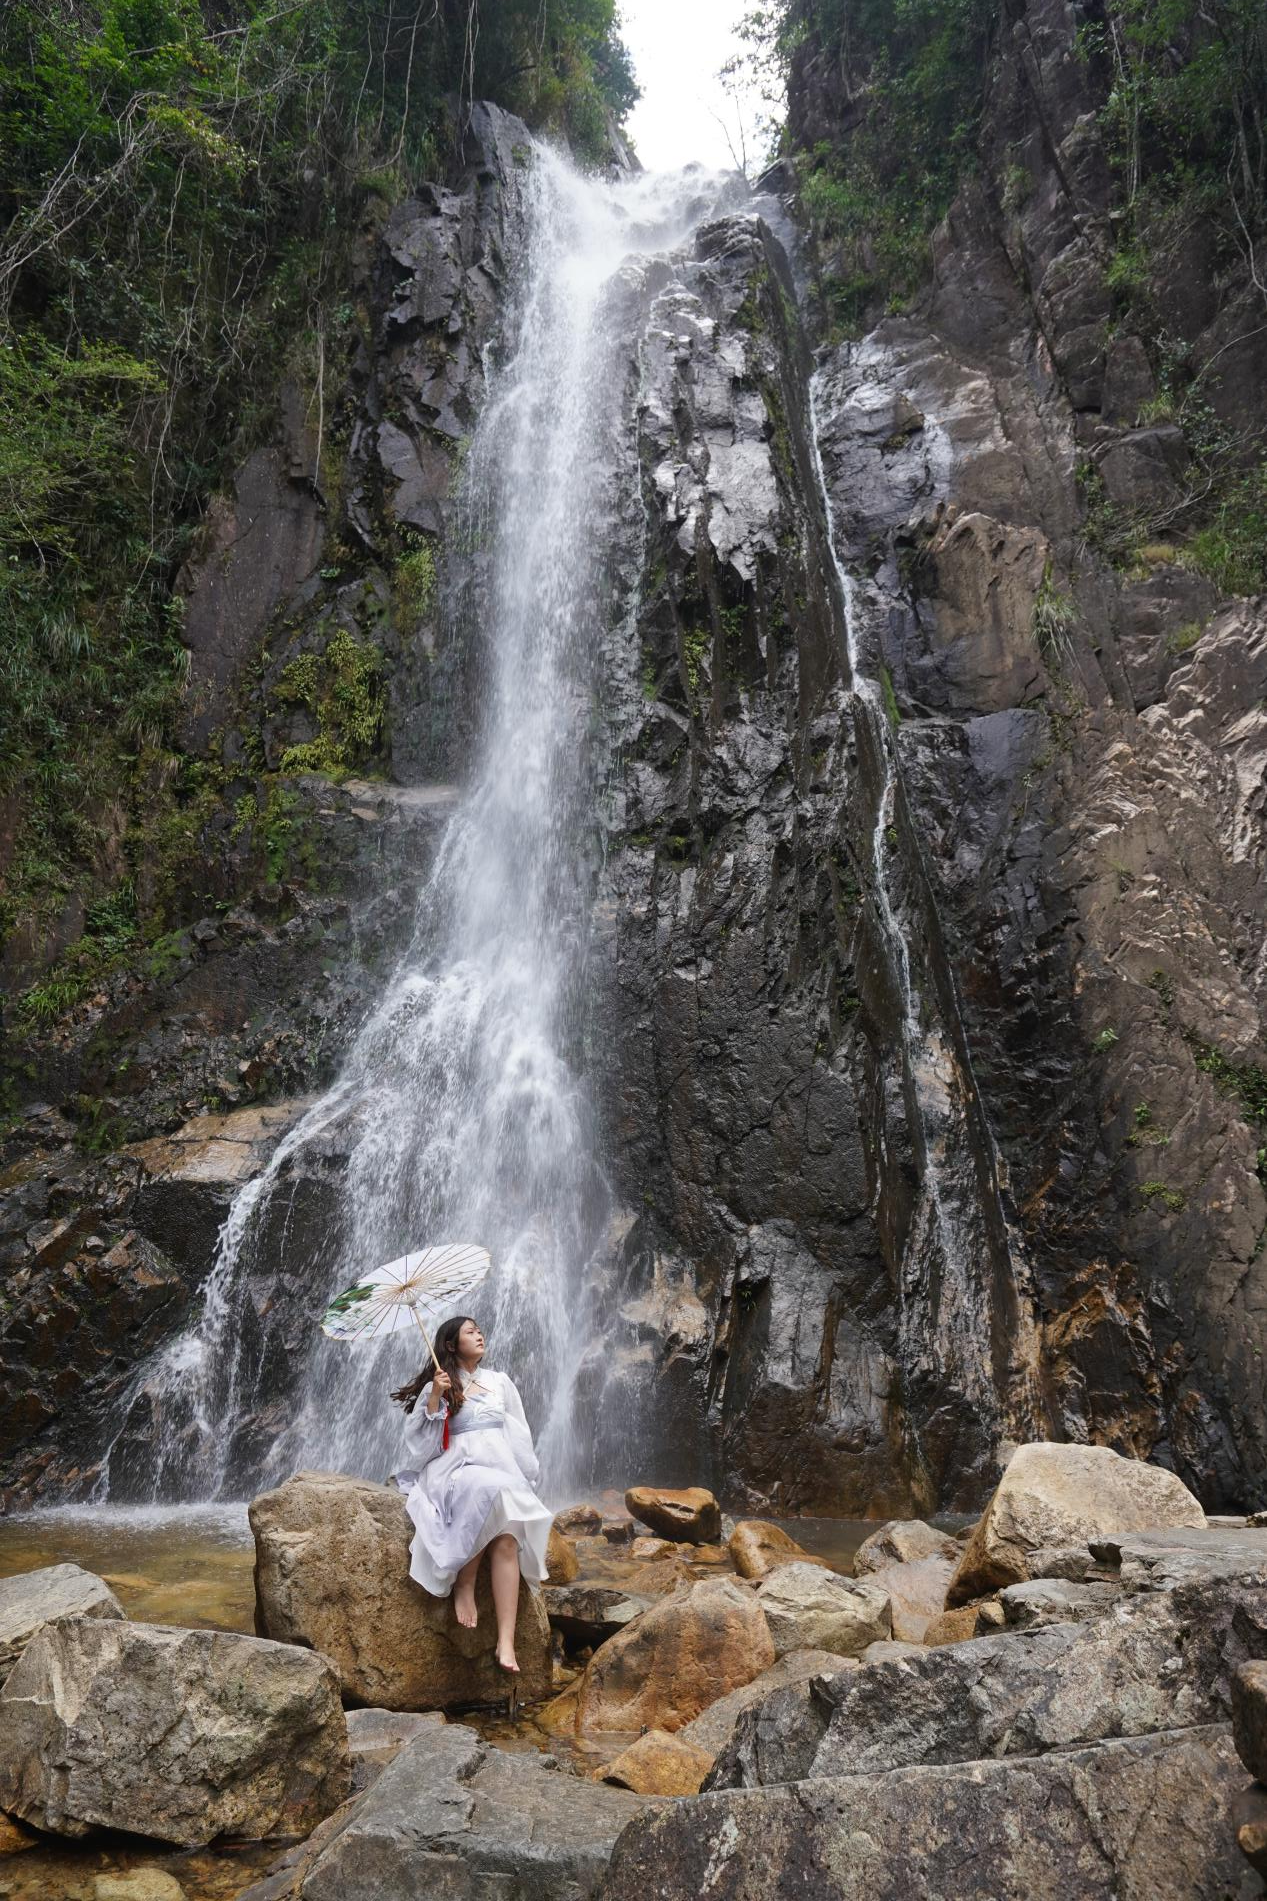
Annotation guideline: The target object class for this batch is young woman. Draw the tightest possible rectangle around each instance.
[393,1315,552,1685]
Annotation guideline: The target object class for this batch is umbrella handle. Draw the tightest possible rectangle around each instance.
[408,1303,443,1375]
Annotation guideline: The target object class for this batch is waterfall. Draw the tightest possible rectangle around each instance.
[101,148,746,1506]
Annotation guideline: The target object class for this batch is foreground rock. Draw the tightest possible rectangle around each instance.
[852,1521,959,1574]
[624,1487,721,1544]
[756,1563,890,1657]
[0,1616,349,1845]
[242,1721,652,1901]
[250,1472,551,1710]
[728,1521,820,1580]
[947,1443,1205,1604]
[545,1577,775,1740]
[999,1578,1120,1628]
[711,1575,1267,1789]
[599,1729,714,1796]
[601,1727,1257,1901]
[0,1563,125,1683]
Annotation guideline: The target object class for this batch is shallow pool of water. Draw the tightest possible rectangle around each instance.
[0,1504,256,1635]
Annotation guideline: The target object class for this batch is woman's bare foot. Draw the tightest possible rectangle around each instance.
[454,1577,478,1628]
[496,1642,520,1672]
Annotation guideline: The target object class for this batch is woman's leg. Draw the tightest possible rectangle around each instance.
[489,1532,521,1670]
[453,1548,482,1628]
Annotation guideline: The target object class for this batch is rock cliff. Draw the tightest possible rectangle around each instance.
[4,4,1267,1514]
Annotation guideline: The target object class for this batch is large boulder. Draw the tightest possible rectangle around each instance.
[624,1487,721,1545]
[728,1521,821,1581]
[545,1525,580,1583]
[999,1578,1120,1629]
[545,1577,775,1740]
[250,1471,551,1711]
[755,1563,891,1657]
[0,1616,349,1846]
[251,1720,652,1901]
[601,1727,1259,1901]
[0,1564,124,1684]
[946,1443,1205,1605]
[711,1575,1267,1790]
[852,1521,959,1574]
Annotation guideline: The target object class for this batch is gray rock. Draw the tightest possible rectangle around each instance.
[0,1563,125,1683]
[755,1563,891,1658]
[710,1575,1267,1789]
[543,1584,652,1646]
[0,1615,349,1846]
[1000,1577,1120,1628]
[1232,1659,1267,1783]
[1025,1543,1094,1581]
[603,1727,1259,1901]
[1090,1527,1267,1590]
[679,1650,856,1756]
[293,1722,652,1901]
[852,1520,959,1574]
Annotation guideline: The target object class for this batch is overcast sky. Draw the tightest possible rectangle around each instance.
[620,0,769,174]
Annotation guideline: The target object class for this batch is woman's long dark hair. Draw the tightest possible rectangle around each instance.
[391,1314,476,1415]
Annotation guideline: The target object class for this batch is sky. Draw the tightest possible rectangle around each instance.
[620,0,770,174]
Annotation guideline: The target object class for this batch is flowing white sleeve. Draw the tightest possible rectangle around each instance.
[402,1387,446,1470]
[500,1374,541,1488]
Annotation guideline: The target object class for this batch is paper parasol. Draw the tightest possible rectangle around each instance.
[320,1243,491,1368]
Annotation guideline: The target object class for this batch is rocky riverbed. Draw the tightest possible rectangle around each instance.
[1,1444,1266,1898]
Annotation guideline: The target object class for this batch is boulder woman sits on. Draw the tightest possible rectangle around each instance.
[393,1315,551,1691]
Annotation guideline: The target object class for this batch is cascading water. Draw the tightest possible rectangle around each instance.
[101,146,747,1506]
[807,362,1044,1459]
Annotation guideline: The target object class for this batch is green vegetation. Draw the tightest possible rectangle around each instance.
[275,629,386,775]
[734,0,997,330]
[879,664,901,726]
[1093,1027,1120,1052]
[0,0,636,995]
[681,622,711,699]
[393,534,437,627]
[1139,1179,1186,1212]
[1032,563,1078,671]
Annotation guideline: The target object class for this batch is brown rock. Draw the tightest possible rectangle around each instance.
[544,1576,775,1740]
[852,1521,959,1575]
[947,1443,1205,1606]
[1233,1781,1267,1880]
[599,1729,714,1796]
[923,1602,994,1647]
[1232,1659,1267,1783]
[546,1525,580,1583]
[0,1813,37,1855]
[629,1536,678,1561]
[250,1471,551,1711]
[553,1504,603,1536]
[625,1486,721,1545]
[863,1557,956,1643]
[680,1650,857,1756]
[729,1521,821,1581]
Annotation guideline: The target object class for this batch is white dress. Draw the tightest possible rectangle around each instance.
[396,1367,552,1597]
